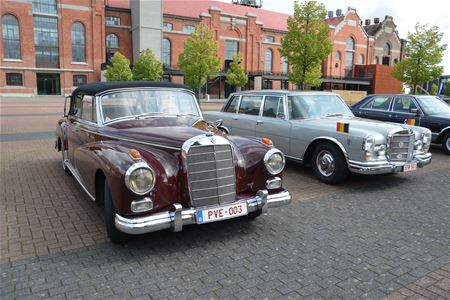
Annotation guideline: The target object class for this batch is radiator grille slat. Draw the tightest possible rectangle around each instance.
[388,131,414,162]
[186,144,236,207]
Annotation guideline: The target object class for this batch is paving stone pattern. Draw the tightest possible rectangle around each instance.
[1,97,449,299]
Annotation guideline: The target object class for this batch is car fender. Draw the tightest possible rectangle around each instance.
[302,136,350,167]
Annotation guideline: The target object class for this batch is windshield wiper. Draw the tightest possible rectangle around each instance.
[324,113,345,117]
[134,112,166,119]
[177,113,199,117]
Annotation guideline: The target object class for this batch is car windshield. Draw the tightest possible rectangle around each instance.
[287,94,352,119]
[416,96,450,115]
[100,90,199,122]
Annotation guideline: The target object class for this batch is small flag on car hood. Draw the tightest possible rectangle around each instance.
[336,122,349,133]
[406,118,416,126]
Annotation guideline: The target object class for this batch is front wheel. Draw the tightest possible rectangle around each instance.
[104,182,128,244]
[312,143,349,184]
[441,132,450,155]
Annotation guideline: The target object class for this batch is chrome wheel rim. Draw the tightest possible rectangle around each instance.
[62,149,68,169]
[446,137,450,151]
[316,150,335,177]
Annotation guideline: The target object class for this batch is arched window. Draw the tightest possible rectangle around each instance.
[358,54,364,64]
[162,38,171,67]
[106,34,119,49]
[383,43,391,56]
[2,14,21,59]
[335,51,341,61]
[281,57,288,74]
[264,48,273,73]
[72,22,86,62]
[345,37,355,76]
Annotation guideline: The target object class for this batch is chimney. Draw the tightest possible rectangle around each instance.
[374,17,380,24]
[365,19,371,26]
[328,11,334,18]
[336,9,342,16]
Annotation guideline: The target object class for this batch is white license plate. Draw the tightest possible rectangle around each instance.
[196,203,248,224]
[403,162,417,172]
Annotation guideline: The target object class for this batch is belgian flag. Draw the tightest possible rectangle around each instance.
[336,122,349,133]
[406,118,416,126]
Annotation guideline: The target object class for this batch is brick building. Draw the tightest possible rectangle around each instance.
[1,0,404,97]
[1,0,105,96]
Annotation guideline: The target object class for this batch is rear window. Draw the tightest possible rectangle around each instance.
[363,96,391,110]
[238,96,263,116]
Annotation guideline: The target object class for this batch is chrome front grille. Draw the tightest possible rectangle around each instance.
[186,144,236,207]
[388,130,414,162]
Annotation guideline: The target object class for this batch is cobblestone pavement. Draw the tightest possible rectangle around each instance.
[1,97,449,299]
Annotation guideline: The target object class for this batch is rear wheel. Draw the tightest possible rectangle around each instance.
[104,182,127,244]
[442,132,450,155]
[312,142,349,184]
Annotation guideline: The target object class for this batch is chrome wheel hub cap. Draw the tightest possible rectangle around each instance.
[446,138,450,151]
[316,150,335,177]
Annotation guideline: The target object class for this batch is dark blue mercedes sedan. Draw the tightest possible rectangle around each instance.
[351,95,450,154]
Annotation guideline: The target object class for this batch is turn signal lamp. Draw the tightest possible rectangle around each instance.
[129,149,141,159]
[261,138,273,147]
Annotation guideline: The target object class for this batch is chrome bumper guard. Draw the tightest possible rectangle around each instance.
[349,152,432,175]
[115,189,291,235]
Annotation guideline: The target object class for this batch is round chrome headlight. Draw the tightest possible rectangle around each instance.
[264,149,285,175]
[125,162,155,195]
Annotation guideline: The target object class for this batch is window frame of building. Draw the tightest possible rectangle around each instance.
[32,0,57,15]
[162,38,171,67]
[183,25,195,34]
[345,37,355,77]
[281,57,288,74]
[106,33,119,49]
[358,54,364,65]
[2,14,21,60]
[5,73,23,86]
[225,40,239,60]
[73,74,87,87]
[34,15,59,68]
[263,35,275,43]
[383,42,391,56]
[163,22,173,31]
[264,48,273,74]
[72,22,86,63]
[105,16,120,26]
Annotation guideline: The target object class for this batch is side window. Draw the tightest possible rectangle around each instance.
[363,96,391,110]
[263,96,284,118]
[225,95,239,113]
[72,94,83,118]
[238,96,263,116]
[392,97,417,113]
[81,95,96,122]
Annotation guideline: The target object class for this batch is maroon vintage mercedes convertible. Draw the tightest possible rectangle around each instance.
[55,81,291,243]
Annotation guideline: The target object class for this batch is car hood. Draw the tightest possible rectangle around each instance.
[101,117,216,149]
[293,115,413,142]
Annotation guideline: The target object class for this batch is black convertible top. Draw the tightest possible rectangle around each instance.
[72,81,192,96]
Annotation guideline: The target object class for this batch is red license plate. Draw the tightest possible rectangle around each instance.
[197,203,248,224]
[403,162,417,172]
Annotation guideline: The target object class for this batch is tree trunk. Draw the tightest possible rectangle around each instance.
[197,83,201,102]
[236,86,242,92]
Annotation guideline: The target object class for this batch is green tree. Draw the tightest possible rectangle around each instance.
[279,0,332,90]
[444,83,450,97]
[105,52,132,81]
[392,23,447,94]
[178,24,220,98]
[225,54,248,91]
[132,48,163,81]
[430,83,438,95]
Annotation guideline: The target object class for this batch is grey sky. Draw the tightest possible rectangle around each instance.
[220,0,450,74]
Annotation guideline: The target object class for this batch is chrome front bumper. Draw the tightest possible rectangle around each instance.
[115,190,291,235]
[349,152,432,175]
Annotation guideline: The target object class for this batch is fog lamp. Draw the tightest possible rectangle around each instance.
[266,177,281,190]
[131,198,153,213]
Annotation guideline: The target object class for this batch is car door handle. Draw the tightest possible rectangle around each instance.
[388,114,392,118]
[256,120,264,125]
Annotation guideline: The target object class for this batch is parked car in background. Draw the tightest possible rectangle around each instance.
[203,91,432,184]
[351,94,450,154]
[55,82,291,243]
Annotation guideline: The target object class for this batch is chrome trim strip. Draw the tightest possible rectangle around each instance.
[191,183,235,192]
[114,189,292,235]
[192,191,236,201]
[188,158,232,165]
[64,160,95,201]
[188,166,234,174]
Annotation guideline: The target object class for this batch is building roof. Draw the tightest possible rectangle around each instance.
[106,0,290,32]
[325,16,344,27]
[72,81,191,96]
[364,24,381,36]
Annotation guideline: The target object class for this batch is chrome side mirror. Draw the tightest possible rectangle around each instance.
[410,108,420,116]
[64,95,70,117]
[214,119,224,127]
[214,119,229,134]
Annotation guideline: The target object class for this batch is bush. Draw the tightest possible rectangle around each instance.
[105,52,132,81]
[132,49,163,81]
